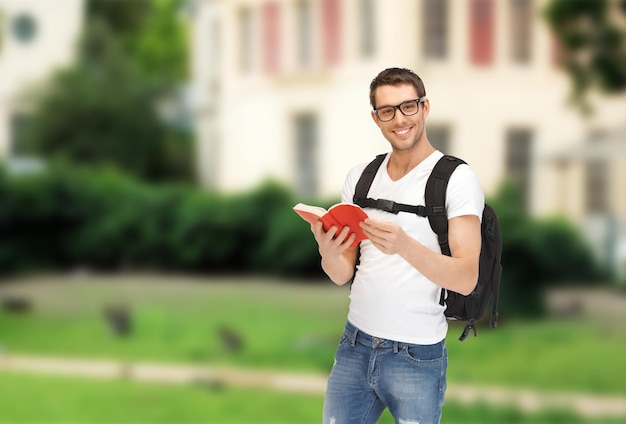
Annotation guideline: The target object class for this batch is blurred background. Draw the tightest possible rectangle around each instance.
[0,0,625,423]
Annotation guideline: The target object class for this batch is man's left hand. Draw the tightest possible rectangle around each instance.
[360,218,409,255]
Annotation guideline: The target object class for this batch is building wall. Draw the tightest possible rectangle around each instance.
[192,0,626,268]
[0,0,84,157]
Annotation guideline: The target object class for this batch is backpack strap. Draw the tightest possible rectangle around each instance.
[353,153,428,216]
[425,155,465,256]
[353,154,386,205]
[349,155,389,287]
[426,155,465,306]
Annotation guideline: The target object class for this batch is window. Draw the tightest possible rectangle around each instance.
[423,0,448,59]
[428,126,451,154]
[296,0,313,67]
[506,128,533,209]
[10,113,30,156]
[8,113,44,174]
[204,13,221,95]
[322,0,341,66]
[0,8,5,53]
[470,0,494,65]
[585,137,609,214]
[359,0,375,58]
[237,7,253,72]
[262,2,281,73]
[585,159,608,214]
[510,0,532,63]
[12,13,37,43]
[294,114,318,197]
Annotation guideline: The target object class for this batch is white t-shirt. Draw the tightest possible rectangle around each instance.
[341,151,484,345]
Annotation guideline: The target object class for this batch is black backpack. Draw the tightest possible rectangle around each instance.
[353,154,502,341]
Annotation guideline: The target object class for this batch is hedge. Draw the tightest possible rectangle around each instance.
[0,164,605,317]
[0,163,325,277]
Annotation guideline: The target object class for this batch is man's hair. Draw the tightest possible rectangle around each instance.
[369,67,426,109]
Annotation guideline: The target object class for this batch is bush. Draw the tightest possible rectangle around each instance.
[490,181,603,318]
[0,170,62,272]
[0,164,322,278]
[0,163,604,301]
[254,205,322,277]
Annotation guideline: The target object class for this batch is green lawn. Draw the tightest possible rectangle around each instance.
[0,370,622,424]
[0,275,348,372]
[447,319,626,394]
[0,369,323,423]
[1,274,625,422]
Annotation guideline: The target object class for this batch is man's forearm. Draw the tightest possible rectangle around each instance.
[321,252,356,286]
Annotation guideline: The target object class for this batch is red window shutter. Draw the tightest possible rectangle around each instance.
[322,0,341,66]
[262,2,281,74]
[551,35,564,69]
[470,0,494,66]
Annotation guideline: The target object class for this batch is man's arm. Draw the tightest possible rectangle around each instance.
[311,221,359,286]
[360,214,481,295]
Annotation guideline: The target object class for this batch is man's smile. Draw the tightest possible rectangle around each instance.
[393,127,413,137]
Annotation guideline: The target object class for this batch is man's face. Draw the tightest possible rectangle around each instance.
[371,83,429,153]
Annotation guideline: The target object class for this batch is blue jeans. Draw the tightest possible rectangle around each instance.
[323,321,447,424]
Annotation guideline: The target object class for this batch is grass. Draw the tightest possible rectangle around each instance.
[0,274,348,371]
[0,369,322,423]
[2,274,625,394]
[1,273,626,422]
[0,370,623,424]
[448,319,626,394]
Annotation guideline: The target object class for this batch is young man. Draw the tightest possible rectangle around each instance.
[312,68,484,424]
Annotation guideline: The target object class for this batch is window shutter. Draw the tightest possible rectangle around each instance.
[470,0,494,65]
[322,0,341,66]
[262,2,281,73]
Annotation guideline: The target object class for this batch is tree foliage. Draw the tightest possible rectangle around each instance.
[131,0,189,84]
[544,0,626,110]
[87,0,188,84]
[20,0,192,183]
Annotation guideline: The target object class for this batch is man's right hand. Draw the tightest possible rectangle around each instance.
[311,221,356,258]
[311,221,358,285]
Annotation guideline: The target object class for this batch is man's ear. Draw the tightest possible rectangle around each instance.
[422,98,430,118]
[371,110,380,126]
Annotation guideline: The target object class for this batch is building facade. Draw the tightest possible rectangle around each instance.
[0,0,84,167]
[191,0,626,275]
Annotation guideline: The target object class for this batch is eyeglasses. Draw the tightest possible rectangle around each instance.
[374,96,427,122]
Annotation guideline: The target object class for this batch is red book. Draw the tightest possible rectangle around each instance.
[292,202,368,247]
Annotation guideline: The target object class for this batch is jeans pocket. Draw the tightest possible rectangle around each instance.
[336,333,351,351]
[401,343,445,367]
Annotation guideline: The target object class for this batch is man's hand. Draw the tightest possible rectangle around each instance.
[360,218,409,255]
[311,221,358,285]
[311,221,356,259]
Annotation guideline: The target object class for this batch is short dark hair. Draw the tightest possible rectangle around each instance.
[369,68,426,109]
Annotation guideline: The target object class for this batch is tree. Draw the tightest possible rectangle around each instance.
[130,0,189,85]
[20,0,193,183]
[21,64,192,182]
[87,0,151,37]
[87,0,188,85]
[544,0,626,111]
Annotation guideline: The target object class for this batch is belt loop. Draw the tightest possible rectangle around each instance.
[393,341,399,353]
[350,326,358,347]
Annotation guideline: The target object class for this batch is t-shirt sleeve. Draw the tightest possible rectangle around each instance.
[446,164,485,221]
[341,162,369,204]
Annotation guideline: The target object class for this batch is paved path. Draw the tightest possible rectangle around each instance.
[1,353,625,419]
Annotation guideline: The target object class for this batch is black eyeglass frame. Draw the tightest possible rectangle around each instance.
[373,96,427,122]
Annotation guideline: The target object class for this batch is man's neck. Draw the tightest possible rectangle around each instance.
[387,143,436,181]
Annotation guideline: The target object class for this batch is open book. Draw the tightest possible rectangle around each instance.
[292,202,368,247]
